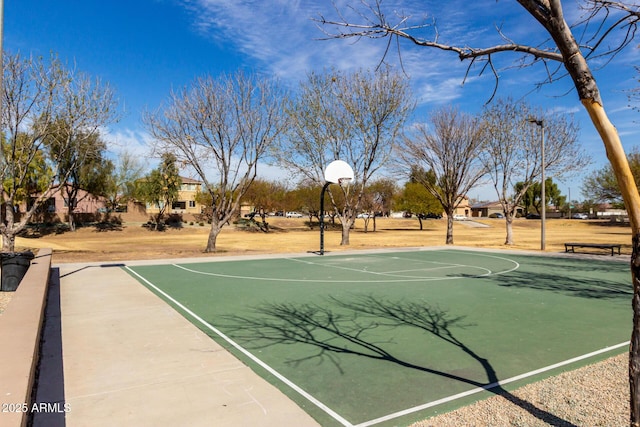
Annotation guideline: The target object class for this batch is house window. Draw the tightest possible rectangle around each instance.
[172,201,186,210]
[46,198,56,213]
[188,200,196,208]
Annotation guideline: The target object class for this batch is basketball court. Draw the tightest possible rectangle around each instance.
[118,247,630,426]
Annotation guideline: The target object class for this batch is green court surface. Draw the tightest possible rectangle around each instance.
[124,249,631,427]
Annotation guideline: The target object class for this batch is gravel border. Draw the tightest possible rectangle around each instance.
[412,352,628,427]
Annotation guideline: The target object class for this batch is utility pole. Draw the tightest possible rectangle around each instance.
[529,118,545,251]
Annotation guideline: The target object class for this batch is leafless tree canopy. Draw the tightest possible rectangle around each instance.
[479,97,588,244]
[143,72,288,252]
[317,0,640,102]
[274,68,414,245]
[398,106,486,244]
[0,53,118,251]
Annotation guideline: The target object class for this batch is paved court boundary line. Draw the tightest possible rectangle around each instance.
[355,341,629,427]
[124,266,354,427]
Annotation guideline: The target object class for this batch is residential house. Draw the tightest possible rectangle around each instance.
[144,176,205,221]
[24,184,108,223]
[450,196,471,218]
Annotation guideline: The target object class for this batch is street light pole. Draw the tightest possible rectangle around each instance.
[529,118,546,251]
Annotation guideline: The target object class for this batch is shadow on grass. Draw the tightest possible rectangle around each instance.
[18,223,70,238]
[221,295,578,426]
[92,221,124,232]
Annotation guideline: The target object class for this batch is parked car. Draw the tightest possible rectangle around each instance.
[526,213,541,219]
[357,212,372,218]
[286,211,303,218]
[572,213,588,219]
[452,214,467,221]
[418,212,442,219]
[489,213,504,218]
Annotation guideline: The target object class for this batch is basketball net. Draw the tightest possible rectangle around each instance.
[338,177,352,196]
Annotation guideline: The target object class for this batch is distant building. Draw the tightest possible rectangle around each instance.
[470,201,523,218]
[143,176,205,219]
[23,184,108,223]
[451,196,471,217]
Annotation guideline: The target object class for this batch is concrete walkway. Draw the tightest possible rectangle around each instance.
[36,262,320,427]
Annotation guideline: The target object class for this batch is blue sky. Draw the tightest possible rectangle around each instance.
[5,0,639,201]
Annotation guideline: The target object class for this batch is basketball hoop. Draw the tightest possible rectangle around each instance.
[317,160,355,255]
[324,160,354,184]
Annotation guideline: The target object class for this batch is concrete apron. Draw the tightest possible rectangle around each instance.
[46,263,320,427]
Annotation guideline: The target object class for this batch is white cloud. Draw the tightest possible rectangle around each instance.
[103,128,157,169]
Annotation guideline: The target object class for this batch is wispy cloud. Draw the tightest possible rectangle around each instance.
[104,128,157,161]
[179,0,392,80]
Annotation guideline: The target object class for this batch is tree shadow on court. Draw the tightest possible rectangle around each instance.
[492,268,632,300]
[221,295,578,427]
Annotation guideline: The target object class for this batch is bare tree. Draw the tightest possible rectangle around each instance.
[398,106,486,244]
[319,0,640,423]
[104,150,146,212]
[242,179,289,230]
[359,178,397,231]
[480,98,588,244]
[135,152,182,229]
[581,147,640,206]
[0,53,117,250]
[274,68,413,245]
[45,125,113,231]
[143,72,288,252]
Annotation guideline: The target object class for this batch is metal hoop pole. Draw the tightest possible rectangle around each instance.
[319,181,331,255]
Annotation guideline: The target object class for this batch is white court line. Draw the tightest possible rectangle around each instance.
[287,256,493,279]
[124,266,354,427]
[173,262,484,283]
[354,341,629,427]
[372,251,521,277]
[171,251,521,283]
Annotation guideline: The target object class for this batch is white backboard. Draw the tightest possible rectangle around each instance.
[324,160,354,184]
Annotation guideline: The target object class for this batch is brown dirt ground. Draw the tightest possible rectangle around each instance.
[1,216,634,425]
[11,216,634,263]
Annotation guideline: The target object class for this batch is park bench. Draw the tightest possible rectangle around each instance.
[564,242,622,256]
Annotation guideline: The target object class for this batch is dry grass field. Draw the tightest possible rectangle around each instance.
[2,215,634,426]
[12,216,634,263]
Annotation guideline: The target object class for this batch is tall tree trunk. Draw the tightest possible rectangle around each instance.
[205,221,222,253]
[68,211,76,232]
[632,234,640,427]
[340,220,351,245]
[2,232,15,252]
[580,100,640,426]
[504,214,515,245]
[445,215,453,244]
[1,204,16,252]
